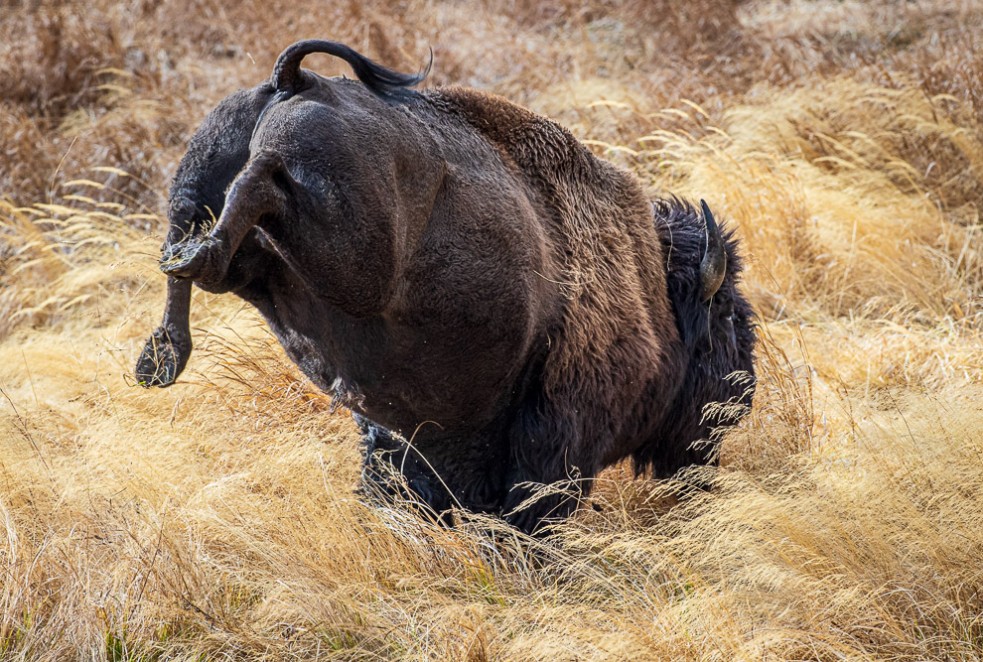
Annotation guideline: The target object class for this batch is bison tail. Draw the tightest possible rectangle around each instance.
[272,39,431,99]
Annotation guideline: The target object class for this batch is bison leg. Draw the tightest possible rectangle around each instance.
[134,277,193,387]
[162,153,288,286]
[356,416,456,523]
[501,401,600,535]
[357,414,514,526]
[501,465,586,535]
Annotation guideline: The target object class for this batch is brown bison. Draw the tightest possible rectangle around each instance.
[135,40,755,533]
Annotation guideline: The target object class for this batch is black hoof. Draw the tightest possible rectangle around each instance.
[134,327,190,387]
[160,238,225,284]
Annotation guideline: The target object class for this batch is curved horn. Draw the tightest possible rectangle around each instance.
[272,39,431,98]
[699,199,727,302]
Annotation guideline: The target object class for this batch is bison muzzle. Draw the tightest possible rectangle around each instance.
[136,39,756,533]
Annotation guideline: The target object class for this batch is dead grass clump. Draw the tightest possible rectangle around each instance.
[0,88,183,209]
[494,0,742,50]
[799,319,983,393]
[550,386,983,660]
[52,85,187,212]
[0,62,189,209]
[0,106,57,203]
[0,2,244,208]
[0,196,151,341]
[0,5,125,117]
[187,321,336,424]
[910,29,983,116]
[638,77,982,324]
[0,201,75,338]
[777,80,983,214]
[721,326,816,475]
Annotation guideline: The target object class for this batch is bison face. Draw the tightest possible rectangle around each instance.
[692,248,757,428]
[640,198,757,477]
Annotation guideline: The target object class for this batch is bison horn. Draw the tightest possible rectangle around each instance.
[699,199,727,302]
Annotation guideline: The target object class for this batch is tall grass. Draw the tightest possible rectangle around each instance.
[1,0,982,659]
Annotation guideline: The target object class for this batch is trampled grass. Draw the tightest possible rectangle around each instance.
[1,1,981,659]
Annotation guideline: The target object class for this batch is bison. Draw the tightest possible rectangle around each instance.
[135,39,755,533]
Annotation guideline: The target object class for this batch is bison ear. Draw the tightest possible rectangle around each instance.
[699,199,727,302]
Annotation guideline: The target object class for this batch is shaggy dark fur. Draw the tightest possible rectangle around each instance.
[136,40,756,533]
[638,199,756,479]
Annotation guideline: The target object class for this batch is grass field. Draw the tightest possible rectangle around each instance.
[1,0,981,659]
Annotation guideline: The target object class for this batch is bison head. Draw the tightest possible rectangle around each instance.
[636,198,756,478]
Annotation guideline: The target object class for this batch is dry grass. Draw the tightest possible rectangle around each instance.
[1,0,982,659]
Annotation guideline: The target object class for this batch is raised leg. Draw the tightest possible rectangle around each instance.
[134,277,193,387]
[161,153,289,287]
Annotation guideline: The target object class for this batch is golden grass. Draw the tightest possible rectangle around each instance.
[1,0,982,659]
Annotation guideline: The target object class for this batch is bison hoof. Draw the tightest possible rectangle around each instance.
[160,238,227,285]
[134,327,190,387]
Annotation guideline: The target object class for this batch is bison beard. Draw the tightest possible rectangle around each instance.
[135,39,756,534]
